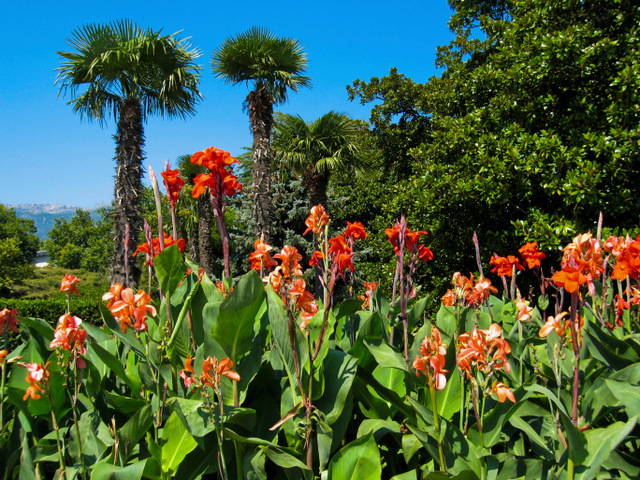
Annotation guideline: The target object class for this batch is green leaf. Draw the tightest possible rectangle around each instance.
[91,458,150,480]
[604,379,640,418]
[154,244,187,298]
[363,336,408,371]
[87,341,139,393]
[260,445,313,480]
[212,270,265,362]
[327,433,381,480]
[161,411,198,474]
[576,416,638,480]
[315,350,358,424]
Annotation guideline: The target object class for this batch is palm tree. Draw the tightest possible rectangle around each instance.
[56,19,202,286]
[273,111,363,210]
[211,27,310,242]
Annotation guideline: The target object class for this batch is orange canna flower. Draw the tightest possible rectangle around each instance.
[491,381,516,403]
[21,362,50,401]
[610,236,640,281]
[539,312,569,337]
[191,146,239,171]
[551,266,587,294]
[519,242,546,269]
[180,355,197,390]
[516,297,534,322]
[413,327,448,390]
[303,205,330,236]
[201,355,241,388]
[328,235,354,274]
[0,350,8,365]
[60,274,81,295]
[274,246,303,279]
[249,238,278,272]
[359,281,378,309]
[106,287,157,333]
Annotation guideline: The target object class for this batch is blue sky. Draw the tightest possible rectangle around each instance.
[1,1,454,208]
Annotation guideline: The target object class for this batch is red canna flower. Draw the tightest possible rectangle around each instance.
[0,307,19,336]
[610,236,640,281]
[328,235,354,274]
[50,313,87,369]
[201,356,241,388]
[104,286,157,333]
[60,274,81,295]
[134,233,186,265]
[490,255,524,277]
[344,221,368,240]
[190,147,242,200]
[180,355,196,390]
[359,281,378,309]
[303,205,330,236]
[519,242,546,269]
[161,164,185,208]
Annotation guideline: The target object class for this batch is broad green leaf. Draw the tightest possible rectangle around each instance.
[154,244,187,298]
[315,350,358,424]
[435,305,457,340]
[260,445,313,480]
[327,433,381,480]
[577,416,638,480]
[364,336,408,371]
[391,471,418,480]
[407,296,428,330]
[92,458,150,480]
[212,270,265,362]
[87,341,139,393]
[116,405,154,464]
[469,391,527,448]
[356,418,401,442]
[316,414,333,472]
[604,379,640,418]
[161,411,198,474]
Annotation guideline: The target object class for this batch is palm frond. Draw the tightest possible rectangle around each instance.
[211,26,310,105]
[56,19,203,123]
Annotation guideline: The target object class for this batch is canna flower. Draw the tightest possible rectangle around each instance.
[551,266,587,294]
[344,221,368,240]
[216,281,233,297]
[180,355,196,390]
[457,324,512,379]
[386,221,434,263]
[21,362,50,401]
[249,238,278,272]
[274,246,304,279]
[490,254,524,277]
[303,204,330,236]
[328,235,354,274]
[0,307,19,336]
[413,327,448,390]
[539,312,569,337]
[134,233,186,260]
[59,274,81,295]
[519,242,546,269]
[0,350,7,365]
[190,147,242,200]
[105,286,157,333]
[309,250,324,267]
[610,236,640,281]
[161,164,185,208]
[359,281,378,309]
[516,296,534,322]
[201,356,241,388]
[491,381,516,403]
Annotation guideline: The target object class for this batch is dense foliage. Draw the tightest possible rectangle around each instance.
[0,205,39,295]
[341,0,640,296]
[44,209,112,276]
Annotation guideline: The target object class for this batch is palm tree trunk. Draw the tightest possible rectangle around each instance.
[248,86,274,243]
[111,98,144,287]
[198,194,215,277]
[304,168,330,212]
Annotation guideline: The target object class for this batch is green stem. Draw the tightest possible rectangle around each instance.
[568,457,575,480]
[48,391,67,480]
[428,377,446,472]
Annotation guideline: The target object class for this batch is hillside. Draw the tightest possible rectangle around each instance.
[9,204,104,241]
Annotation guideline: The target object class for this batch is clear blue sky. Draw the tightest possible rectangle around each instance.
[1,1,454,208]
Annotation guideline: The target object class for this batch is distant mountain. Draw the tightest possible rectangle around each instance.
[9,204,105,241]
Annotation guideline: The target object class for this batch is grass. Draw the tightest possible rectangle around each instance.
[8,266,110,300]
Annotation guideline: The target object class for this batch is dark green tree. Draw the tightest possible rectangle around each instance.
[56,19,202,286]
[0,205,39,295]
[44,209,112,277]
[211,27,310,242]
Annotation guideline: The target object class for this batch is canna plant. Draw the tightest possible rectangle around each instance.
[1,168,639,480]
